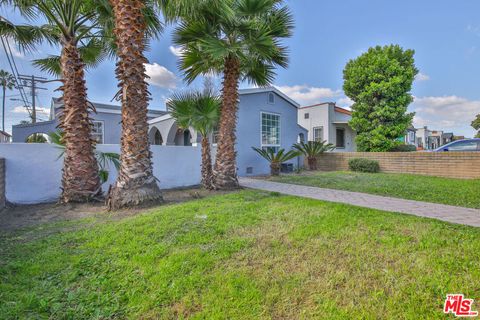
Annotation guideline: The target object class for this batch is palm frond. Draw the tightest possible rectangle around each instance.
[292,140,335,157]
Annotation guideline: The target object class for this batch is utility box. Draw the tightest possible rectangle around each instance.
[281,163,293,173]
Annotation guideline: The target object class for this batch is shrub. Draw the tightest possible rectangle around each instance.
[348,158,380,173]
[389,144,417,152]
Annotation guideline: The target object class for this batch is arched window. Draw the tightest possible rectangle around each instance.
[154,130,163,145]
[298,133,305,143]
[268,92,275,104]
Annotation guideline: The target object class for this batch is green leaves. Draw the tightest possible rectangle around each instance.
[343,45,418,152]
[169,89,221,137]
[0,69,15,90]
[292,140,335,158]
[472,114,480,138]
[173,0,293,86]
[252,147,300,164]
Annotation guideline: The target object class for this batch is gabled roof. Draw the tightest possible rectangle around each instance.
[299,102,352,116]
[0,130,11,137]
[238,86,300,108]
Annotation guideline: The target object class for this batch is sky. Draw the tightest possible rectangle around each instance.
[1,0,480,137]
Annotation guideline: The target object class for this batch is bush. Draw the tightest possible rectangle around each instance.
[389,144,417,152]
[348,158,380,173]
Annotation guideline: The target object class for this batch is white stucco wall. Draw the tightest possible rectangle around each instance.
[0,144,207,204]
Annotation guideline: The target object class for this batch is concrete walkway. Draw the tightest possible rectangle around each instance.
[239,177,480,227]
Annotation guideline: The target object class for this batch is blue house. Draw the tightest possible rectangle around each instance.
[12,97,166,143]
[148,87,308,176]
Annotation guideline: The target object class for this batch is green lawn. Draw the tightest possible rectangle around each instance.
[269,171,480,208]
[1,191,479,319]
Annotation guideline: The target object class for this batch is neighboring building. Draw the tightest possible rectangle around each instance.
[148,87,308,176]
[0,130,11,143]
[415,126,455,150]
[12,98,167,143]
[297,102,356,152]
[403,126,416,146]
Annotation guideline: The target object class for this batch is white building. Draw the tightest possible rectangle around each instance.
[297,102,356,152]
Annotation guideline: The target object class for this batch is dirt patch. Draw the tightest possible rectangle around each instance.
[0,187,232,232]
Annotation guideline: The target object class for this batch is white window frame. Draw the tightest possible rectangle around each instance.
[313,126,324,142]
[260,111,281,152]
[92,120,105,144]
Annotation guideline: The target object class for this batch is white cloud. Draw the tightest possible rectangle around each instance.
[169,45,184,57]
[415,72,430,81]
[275,84,342,105]
[411,95,478,137]
[144,63,177,89]
[337,97,354,108]
[12,106,49,115]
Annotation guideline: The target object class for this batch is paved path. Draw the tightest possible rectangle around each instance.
[239,177,480,227]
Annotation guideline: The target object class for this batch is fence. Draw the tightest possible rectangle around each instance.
[0,144,209,204]
[313,152,480,179]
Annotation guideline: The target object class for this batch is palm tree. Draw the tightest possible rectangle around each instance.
[169,89,221,189]
[292,140,335,170]
[105,0,165,209]
[173,0,294,189]
[49,130,120,184]
[0,0,114,202]
[0,69,15,132]
[252,147,299,176]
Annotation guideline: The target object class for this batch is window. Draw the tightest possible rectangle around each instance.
[268,92,275,104]
[313,127,323,142]
[92,121,104,144]
[304,113,309,119]
[447,141,478,151]
[336,128,345,148]
[261,112,280,152]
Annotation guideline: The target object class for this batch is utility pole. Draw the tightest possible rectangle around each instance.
[18,75,48,124]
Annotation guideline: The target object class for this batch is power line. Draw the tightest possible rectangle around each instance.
[0,35,32,117]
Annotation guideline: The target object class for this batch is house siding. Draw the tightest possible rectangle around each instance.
[236,92,306,176]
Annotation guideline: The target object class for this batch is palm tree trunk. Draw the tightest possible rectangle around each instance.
[58,40,101,202]
[106,0,162,210]
[213,56,241,189]
[201,135,214,190]
[307,156,317,170]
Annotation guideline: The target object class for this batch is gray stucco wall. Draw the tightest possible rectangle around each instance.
[13,111,124,144]
[12,120,58,143]
[236,92,307,176]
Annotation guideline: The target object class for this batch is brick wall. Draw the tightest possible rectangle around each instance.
[0,158,4,208]
[313,152,480,179]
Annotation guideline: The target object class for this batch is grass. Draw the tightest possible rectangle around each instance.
[1,190,480,319]
[269,171,480,208]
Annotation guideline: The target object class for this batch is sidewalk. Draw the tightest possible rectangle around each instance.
[239,177,480,227]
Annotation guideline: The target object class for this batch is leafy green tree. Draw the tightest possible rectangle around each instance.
[343,45,418,151]
[173,0,293,189]
[0,69,15,132]
[472,114,480,138]
[169,89,221,189]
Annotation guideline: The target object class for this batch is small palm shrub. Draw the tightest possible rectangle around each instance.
[348,158,380,173]
[292,140,335,170]
[252,147,300,176]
